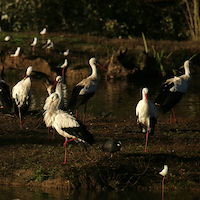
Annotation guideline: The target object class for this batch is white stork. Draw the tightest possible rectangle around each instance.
[30,37,37,52]
[43,76,66,140]
[159,165,169,199]
[12,66,33,129]
[67,57,107,124]
[11,47,20,68]
[43,93,94,164]
[136,87,157,152]
[154,60,192,123]
[40,28,46,43]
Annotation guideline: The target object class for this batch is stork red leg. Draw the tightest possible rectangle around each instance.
[83,102,87,124]
[172,108,178,123]
[62,137,78,164]
[18,107,22,129]
[162,176,165,199]
[144,126,150,152]
[52,128,55,141]
[62,68,65,79]
[48,127,50,141]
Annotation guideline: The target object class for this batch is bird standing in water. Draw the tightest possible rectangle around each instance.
[154,60,192,123]
[67,57,107,124]
[11,47,20,68]
[136,87,157,152]
[12,66,33,129]
[159,165,169,199]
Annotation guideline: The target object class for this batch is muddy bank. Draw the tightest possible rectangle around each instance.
[0,110,200,191]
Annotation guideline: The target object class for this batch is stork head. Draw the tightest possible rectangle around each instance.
[142,87,149,104]
[24,66,33,79]
[89,57,107,71]
[51,76,62,90]
[49,93,59,107]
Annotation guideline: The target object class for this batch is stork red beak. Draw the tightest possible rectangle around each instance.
[51,80,58,90]
[97,63,107,71]
[24,75,28,80]
[145,94,148,104]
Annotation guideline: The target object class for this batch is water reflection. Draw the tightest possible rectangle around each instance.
[0,186,200,200]
[3,72,200,121]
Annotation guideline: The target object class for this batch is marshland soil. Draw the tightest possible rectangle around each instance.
[0,111,200,191]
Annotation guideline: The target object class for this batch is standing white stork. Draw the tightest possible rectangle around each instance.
[11,47,20,68]
[159,165,169,199]
[43,76,65,140]
[30,37,37,52]
[40,28,46,43]
[136,87,157,152]
[12,66,33,129]
[154,60,192,123]
[43,93,94,164]
[67,57,107,124]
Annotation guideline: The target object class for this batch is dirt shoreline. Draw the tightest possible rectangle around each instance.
[0,109,200,191]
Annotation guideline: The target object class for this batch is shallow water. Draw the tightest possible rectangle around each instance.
[5,71,200,122]
[0,186,200,200]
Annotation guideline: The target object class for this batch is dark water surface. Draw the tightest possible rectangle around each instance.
[0,186,200,200]
[4,71,200,121]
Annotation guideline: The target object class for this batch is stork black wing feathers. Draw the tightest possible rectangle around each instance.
[67,86,83,110]
[67,86,95,110]
[155,82,184,114]
[62,122,94,150]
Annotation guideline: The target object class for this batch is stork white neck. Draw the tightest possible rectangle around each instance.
[89,58,98,79]
[184,60,191,77]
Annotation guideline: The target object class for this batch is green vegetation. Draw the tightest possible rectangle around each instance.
[1,1,200,40]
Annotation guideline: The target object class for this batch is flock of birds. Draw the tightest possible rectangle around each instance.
[1,29,193,194]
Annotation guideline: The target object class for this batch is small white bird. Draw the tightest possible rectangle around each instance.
[155,60,192,123]
[30,37,37,51]
[136,87,157,152]
[60,49,69,57]
[42,39,51,49]
[40,28,46,43]
[12,66,33,129]
[4,35,13,42]
[67,57,107,123]
[11,47,20,68]
[159,165,169,199]
[46,41,54,52]
[43,92,94,164]
[57,59,68,78]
